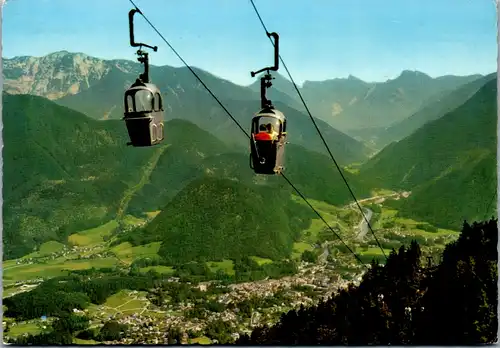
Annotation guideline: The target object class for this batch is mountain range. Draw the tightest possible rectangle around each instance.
[375,73,497,148]
[2,50,496,260]
[4,51,483,147]
[3,51,371,160]
[250,69,482,138]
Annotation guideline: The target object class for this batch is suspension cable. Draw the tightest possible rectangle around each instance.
[248,0,387,260]
[128,0,249,138]
[127,0,369,269]
[282,173,368,268]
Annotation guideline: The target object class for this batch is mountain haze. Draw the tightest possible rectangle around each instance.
[378,73,496,148]
[252,70,483,136]
[359,78,497,229]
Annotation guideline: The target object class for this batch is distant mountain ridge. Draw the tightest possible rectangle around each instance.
[3,51,293,105]
[4,51,111,100]
[2,51,371,162]
[377,73,497,148]
[250,70,483,135]
[3,51,483,143]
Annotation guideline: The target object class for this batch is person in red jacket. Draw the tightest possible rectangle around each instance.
[254,123,273,141]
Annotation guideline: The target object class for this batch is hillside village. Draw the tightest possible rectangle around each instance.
[109,266,359,345]
[4,252,362,344]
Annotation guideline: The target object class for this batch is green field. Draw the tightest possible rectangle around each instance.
[21,241,66,259]
[104,290,149,315]
[3,257,118,282]
[68,220,119,246]
[120,301,149,315]
[88,290,159,319]
[190,336,212,345]
[145,211,161,219]
[374,207,458,239]
[206,259,235,275]
[122,214,146,227]
[73,338,99,345]
[292,196,354,242]
[3,260,18,269]
[7,321,43,337]
[110,242,162,264]
[103,290,133,308]
[3,286,22,298]
[370,188,397,197]
[292,242,315,259]
[250,256,273,266]
[343,163,362,174]
[2,200,456,289]
[140,265,175,274]
[358,247,393,263]
[288,196,359,260]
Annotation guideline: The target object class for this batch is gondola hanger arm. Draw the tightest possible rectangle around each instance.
[129,8,158,52]
[250,32,279,77]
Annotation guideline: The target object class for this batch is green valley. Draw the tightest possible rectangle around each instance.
[4,188,462,344]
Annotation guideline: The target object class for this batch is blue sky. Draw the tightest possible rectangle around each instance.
[3,0,497,86]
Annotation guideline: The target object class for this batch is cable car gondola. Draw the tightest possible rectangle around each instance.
[123,8,165,147]
[249,32,287,175]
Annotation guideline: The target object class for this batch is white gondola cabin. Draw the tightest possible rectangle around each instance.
[250,107,287,175]
[124,80,164,147]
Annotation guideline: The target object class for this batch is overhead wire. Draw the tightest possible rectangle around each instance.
[281,173,368,268]
[248,0,388,260]
[128,0,248,138]
[127,0,369,270]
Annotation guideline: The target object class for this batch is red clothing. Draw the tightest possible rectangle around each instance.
[254,132,273,141]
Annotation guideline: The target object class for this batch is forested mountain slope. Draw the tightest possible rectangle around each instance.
[359,78,497,229]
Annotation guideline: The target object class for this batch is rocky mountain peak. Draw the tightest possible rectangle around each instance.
[3,51,111,99]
